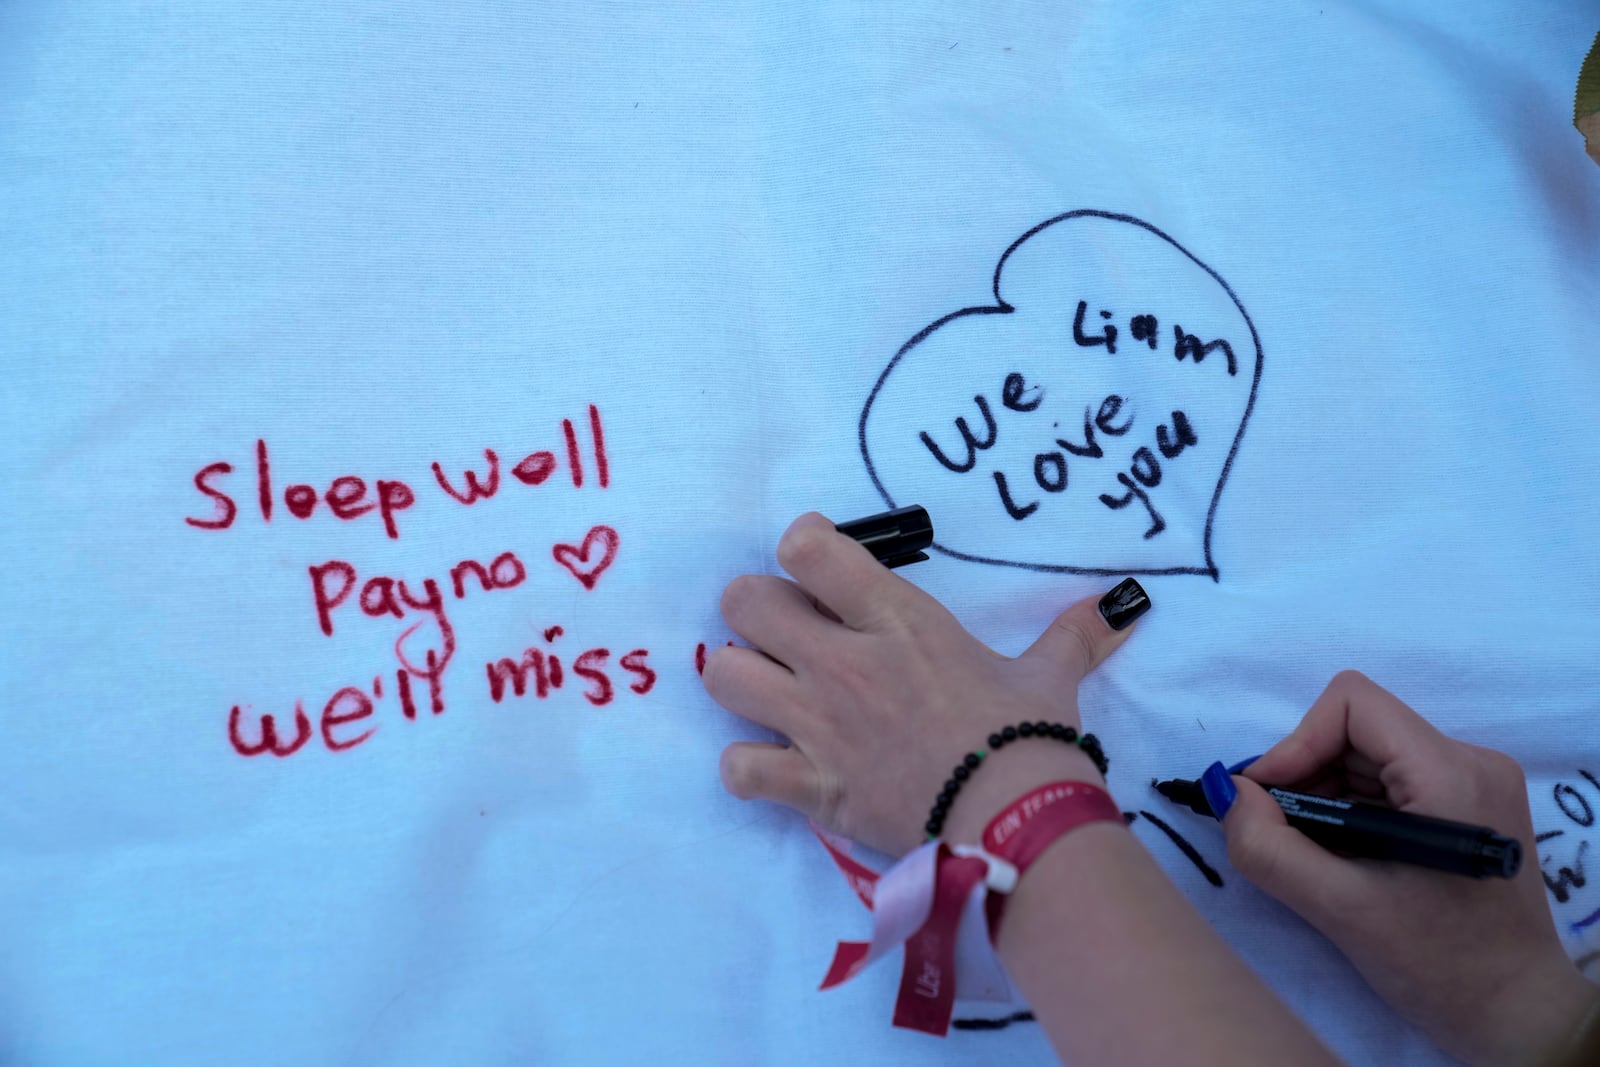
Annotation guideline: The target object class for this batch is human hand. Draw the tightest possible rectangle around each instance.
[1215,670,1594,1066]
[703,512,1148,857]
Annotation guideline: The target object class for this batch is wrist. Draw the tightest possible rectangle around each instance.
[1470,958,1595,1067]
[938,738,1107,846]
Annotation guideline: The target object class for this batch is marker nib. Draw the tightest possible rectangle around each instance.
[1153,777,1214,816]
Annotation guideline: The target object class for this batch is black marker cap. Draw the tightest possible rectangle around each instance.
[1472,833,1522,879]
[835,505,934,569]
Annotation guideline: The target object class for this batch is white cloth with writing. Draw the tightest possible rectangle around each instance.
[2,3,1597,1064]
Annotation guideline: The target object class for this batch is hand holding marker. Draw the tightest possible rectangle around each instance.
[1155,759,1521,879]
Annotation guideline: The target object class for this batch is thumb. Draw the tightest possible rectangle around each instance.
[1020,577,1150,684]
[1222,774,1371,933]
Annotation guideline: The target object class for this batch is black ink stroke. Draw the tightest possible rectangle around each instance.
[1137,809,1225,887]
[920,394,998,473]
[1542,839,1589,904]
[1100,472,1167,539]
[858,210,1263,580]
[1555,782,1595,827]
[992,470,1040,520]
[951,1010,1036,1031]
[1172,323,1237,376]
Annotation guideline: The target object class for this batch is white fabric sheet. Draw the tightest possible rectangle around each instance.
[2,3,1597,1064]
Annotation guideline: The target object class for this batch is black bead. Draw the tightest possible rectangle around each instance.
[988,733,1004,749]
[963,753,981,769]
[1002,726,1018,742]
[1033,721,1050,737]
[932,798,949,815]
[953,765,970,781]
[1018,722,1034,738]
[1048,723,1065,739]
[926,818,941,836]
[944,778,960,794]
[939,786,957,802]
[1063,726,1078,743]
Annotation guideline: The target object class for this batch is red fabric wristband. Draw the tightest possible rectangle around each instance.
[812,779,1123,1037]
[980,780,1124,939]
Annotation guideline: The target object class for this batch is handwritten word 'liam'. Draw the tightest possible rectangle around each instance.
[1072,300,1238,376]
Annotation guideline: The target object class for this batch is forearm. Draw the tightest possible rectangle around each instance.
[942,745,1341,1066]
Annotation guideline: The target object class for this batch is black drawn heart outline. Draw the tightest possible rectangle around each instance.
[857,210,1264,581]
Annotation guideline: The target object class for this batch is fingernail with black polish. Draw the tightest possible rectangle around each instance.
[1098,577,1151,631]
[1200,760,1238,821]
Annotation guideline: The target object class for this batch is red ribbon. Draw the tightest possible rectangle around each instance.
[811,780,1122,1037]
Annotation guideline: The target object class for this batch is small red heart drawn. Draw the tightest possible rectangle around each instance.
[552,525,620,591]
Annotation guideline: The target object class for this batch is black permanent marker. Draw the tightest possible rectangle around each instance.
[1153,776,1522,879]
[835,505,933,569]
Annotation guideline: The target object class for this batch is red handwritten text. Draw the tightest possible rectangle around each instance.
[228,648,452,759]
[183,405,609,540]
[307,549,530,640]
[185,439,416,539]
[485,642,655,708]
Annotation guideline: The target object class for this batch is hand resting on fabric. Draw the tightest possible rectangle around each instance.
[703,510,1121,857]
[703,512,1339,1065]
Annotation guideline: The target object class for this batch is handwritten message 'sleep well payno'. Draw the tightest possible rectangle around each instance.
[179,404,707,760]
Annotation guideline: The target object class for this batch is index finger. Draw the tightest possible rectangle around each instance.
[1245,670,1452,790]
[774,512,918,631]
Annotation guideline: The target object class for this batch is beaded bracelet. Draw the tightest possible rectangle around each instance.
[924,722,1107,840]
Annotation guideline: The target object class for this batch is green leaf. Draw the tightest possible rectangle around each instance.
[1578,30,1600,125]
